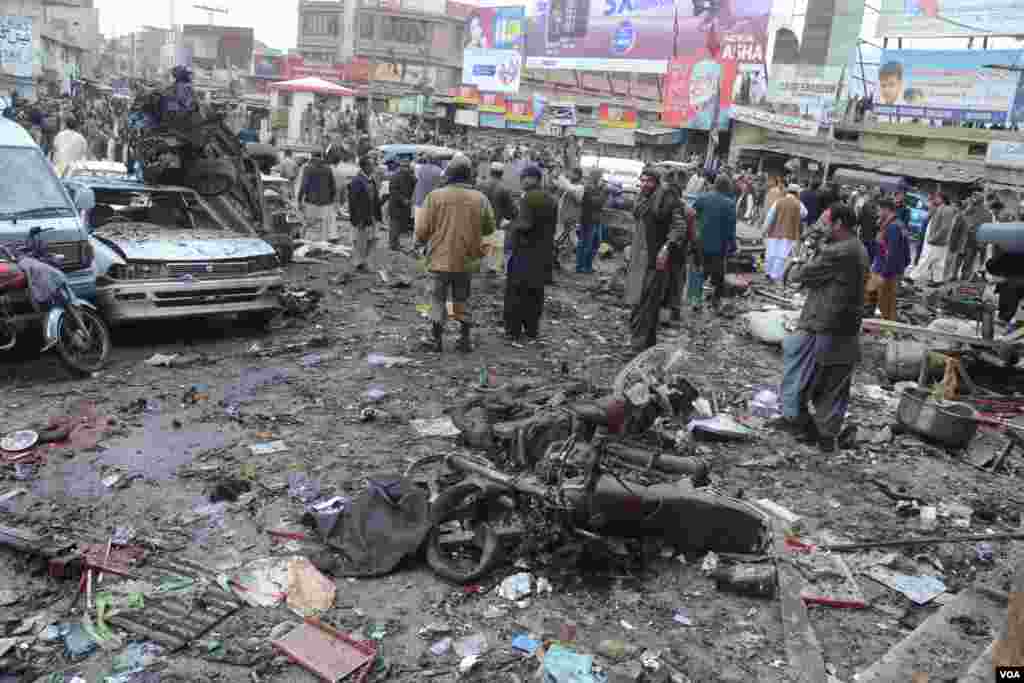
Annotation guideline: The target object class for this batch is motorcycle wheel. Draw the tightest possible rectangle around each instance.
[425,482,505,584]
[55,305,111,376]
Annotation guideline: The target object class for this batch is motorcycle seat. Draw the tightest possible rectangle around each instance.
[0,262,26,291]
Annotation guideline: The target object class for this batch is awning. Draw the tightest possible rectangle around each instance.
[735,141,985,185]
[269,77,356,96]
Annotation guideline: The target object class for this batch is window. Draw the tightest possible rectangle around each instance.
[359,14,374,40]
[897,136,925,149]
[968,143,988,157]
[380,17,428,44]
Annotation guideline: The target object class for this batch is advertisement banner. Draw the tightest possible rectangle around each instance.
[451,85,481,105]
[875,49,1023,124]
[479,92,507,112]
[548,102,576,126]
[524,0,770,74]
[481,111,509,127]
[662,53,739,130]
[598,103,637,129]
[508,119,536,131]
[505,98,534,123]
[464,5,526,51]
[876,0,1024,37]
[0,16,33,79]
[374,62,438,87]
[730,105,819,136]
[455,108,480,126]
[480,111,507,128]
[537,120,562,136]
[462,48,522,93]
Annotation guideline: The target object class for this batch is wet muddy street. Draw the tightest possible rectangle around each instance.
[1,229,1022,683]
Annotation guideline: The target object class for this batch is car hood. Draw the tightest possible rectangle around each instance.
[95,222,276,262]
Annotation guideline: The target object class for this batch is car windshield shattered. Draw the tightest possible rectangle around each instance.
[0,147,74,219]
[91,188,222,234]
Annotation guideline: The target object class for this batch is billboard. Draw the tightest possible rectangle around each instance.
[662,52,739,130]
[479,92,508,112]
[987,141,1024,169]
[462,48,522,93]
[182,25,254,70]
[598,103,637,128]
[464,5,526,50]
[524,0,770,74]
[875,49,1023,124]
[480,111,507,128]
[721,61,843,136]
[505,98,534,123]
[876,0,1024,37]
[450,85,481,104]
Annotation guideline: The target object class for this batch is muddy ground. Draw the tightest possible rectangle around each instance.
[1,221,1022,683]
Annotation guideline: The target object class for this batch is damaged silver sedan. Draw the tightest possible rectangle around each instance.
[64,177,284,326]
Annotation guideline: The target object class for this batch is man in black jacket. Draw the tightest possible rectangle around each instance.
[479,162,517,226]
[505,166,557,340]
[388,158,416,251]
[298,151,337,242]
[348,156,382,271]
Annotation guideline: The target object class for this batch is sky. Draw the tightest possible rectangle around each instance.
[94,0,301,51]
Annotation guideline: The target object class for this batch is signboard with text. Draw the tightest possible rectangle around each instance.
[876,0,1024,37]
[0,16,33,80]
[598,103,637,128]
[479,92,507,112]
[875,49,1023,124]
[505,98,534,123]
[462,48,522,93]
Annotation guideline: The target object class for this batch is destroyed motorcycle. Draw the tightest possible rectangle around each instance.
[423,378,770,583]
[0,227,111,375]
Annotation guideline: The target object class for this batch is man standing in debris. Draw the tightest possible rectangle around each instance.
[479,162,517,227]
[415,154,496,353]
[693,175,738,309]
[773,203,870,452]
[387,158,416,251]
[297,151,338,243]
[865,198,910,320]
[577,169,609,274]
[626,167,688,353]
[413,154,444,232]
[762,184,805,282]
[504,165,558,341]
[957,193,991,280]
[911,192,957,284]
[51,117,88,176]
[348,156,382,271]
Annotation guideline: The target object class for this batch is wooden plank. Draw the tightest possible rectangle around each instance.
[994,556,1024,668]
[771,521,827,683]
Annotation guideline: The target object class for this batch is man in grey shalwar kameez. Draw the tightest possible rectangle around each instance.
[771,203,869,453]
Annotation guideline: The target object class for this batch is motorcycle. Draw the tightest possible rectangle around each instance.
[0,227,111,375]
[421,372,770,583]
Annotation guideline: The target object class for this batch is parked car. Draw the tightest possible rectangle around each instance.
[63,176,284,326]
[0,117,96,301]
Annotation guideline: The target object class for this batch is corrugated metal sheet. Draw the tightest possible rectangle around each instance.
[106,555,243,651]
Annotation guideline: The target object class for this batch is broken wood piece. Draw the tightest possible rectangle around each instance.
[771,520,827,683]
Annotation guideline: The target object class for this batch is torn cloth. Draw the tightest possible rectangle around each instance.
[17,256,68,307]
[319,475,430,577]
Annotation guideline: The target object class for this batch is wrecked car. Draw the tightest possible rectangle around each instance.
[63,176,284,326]
[261,174,300,264]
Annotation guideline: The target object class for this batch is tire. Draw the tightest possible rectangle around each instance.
[186,158,239,197]
[425,482,506,584]
[55,306,111,376]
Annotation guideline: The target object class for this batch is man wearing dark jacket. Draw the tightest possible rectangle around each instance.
[298,151,337,242]
[800,183,822,227]
[693,175,738,309]
[479,162,517,225]
[505,166,557,340]
[626,168,688,352]
[773,203,869,453]
[348,156,382,271]
[387,158,416,251]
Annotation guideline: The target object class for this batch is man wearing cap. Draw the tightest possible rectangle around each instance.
[348,155,382,270]
[626,167,689,352]
[505,165,558,341]
[415,153,496,352]
[298,151,338,243]
[479,162,517,227]
[762,184,806,282]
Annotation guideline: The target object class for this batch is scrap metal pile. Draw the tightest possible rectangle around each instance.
[125,67,266,236]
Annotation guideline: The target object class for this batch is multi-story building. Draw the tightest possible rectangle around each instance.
[296,0,348,64]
